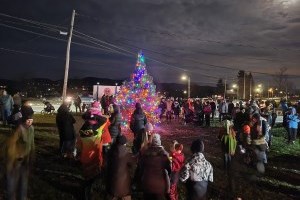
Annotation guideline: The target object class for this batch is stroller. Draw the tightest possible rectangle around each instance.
[41,101,55,114]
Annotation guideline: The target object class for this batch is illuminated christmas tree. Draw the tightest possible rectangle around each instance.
[116,51,160,128]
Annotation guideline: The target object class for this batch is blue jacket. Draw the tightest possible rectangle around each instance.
[287,108,300,129]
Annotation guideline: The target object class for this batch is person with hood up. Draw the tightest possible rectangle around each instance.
[286,107,300,144]
[180,139,213,200]
[169,142,185,200]
[138,133,171,200]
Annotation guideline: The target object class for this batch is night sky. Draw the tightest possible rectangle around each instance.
[0,0,300,88]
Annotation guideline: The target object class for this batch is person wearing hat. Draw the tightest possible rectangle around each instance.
[5,105,35,200]
[106,135,134,200]
[138,133,171,200]
[130,102,147,154]
[180,139,213,200]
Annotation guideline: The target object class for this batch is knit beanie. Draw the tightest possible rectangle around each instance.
[152,133,161,146]
[191,139,204,154]
[21,106,34,122]
[145,122,153,133]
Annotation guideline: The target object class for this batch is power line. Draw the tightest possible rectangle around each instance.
[0,47,123,67]
[2,13,299,80]
[0,12,68,31]
[118,38,299,64]
[77,13,300,53]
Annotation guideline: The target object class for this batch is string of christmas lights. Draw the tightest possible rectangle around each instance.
[116,51,160,128]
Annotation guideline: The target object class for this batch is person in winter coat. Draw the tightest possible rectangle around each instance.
[203,101,212,127]
[169,142,185,200]
[138,133,171,200]
[4,105,35,200]
[180,139,213,200]
[106,135,134,200]
[108,104,122,143]
[77,111,111,200]
[218,100,228,122]
[286,107,300,144]
[218,120,237,171]
[130,103,147,154]
[250,113,268,173]
[56,103,76,158]
[1,90,14,125]
[173,100,181,121]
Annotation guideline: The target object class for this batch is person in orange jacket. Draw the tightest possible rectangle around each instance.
[77,108,112,200]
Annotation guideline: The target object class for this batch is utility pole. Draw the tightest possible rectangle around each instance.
[188,76,191,98]
[249,76,252,100]
[224,78,227,100]
[62,10,76,102]
[243,72,246,99]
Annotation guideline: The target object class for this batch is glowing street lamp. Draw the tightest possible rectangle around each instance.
[232,84,238,99]
[181,75,191,98]
[96,82,100,101]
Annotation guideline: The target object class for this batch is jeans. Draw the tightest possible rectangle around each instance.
[224,153,232,171]
[2,108,12,125]
[288,128,297,142]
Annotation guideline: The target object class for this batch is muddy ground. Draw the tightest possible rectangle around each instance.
[0,115,299,200]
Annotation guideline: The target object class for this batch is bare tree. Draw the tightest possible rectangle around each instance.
[273,67,288,93]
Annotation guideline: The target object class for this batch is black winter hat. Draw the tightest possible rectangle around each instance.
[191,138,204,154]
[21,106,34,121]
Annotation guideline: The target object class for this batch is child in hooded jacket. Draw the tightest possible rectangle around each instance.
[169,142,185,200]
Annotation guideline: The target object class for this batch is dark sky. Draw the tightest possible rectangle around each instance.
[0,0,300,88]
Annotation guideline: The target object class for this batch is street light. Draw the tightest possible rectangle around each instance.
[96,82,100,101]
[181,75,191,98]
[232,84,238,99]
[268,88,273,99]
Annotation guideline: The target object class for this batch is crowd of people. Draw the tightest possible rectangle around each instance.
[1,88,300,200]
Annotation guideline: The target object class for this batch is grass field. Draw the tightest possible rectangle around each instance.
[0,114,300,200]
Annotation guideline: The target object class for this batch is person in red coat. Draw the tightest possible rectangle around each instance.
[169,143,185,200]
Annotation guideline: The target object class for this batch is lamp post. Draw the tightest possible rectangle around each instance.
[181,75,191,98]
[96,82,99,101]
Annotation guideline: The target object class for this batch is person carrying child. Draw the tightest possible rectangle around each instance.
[77,101,112,199]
